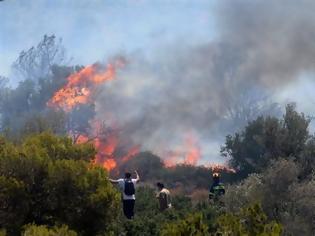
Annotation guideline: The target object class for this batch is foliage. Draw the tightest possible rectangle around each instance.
[0,72,71,140]
[0,36,89,140]
[0,176,29,235]
[223,159,315,235]
[0,133,119,236]
[221,104,310,177]
[223,174,264,213]
[299,136,315,178]
[215,204,282,236]
[22,224,77,236]
[160,204,281,236]
[22,132,96,161]
[161,213,209,236]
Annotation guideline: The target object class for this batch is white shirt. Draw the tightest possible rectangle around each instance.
[118,178,137,200]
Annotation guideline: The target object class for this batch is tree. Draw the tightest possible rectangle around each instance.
[222,85,280,132]
[300,136,315,178]
[0,65,75,139]
[221,104,310,177]
[0,176,29,235]
[13,35,67,81]
[223,159,315,235]
[0,133,119,235]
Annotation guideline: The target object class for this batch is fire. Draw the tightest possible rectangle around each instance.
[94,133,118,171]
[76,134,89,144]
[163,150,180,167]
[47,60,232,173]
[184,135,200,165]
[103,158,117,170]
[47,59,135,172]
[47,62,122,111]
[121,145,140,163]
[206,163,236,173]
[73,119,139,172]
[164,133,201,167]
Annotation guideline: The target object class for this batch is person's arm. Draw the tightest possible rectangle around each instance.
[134,170,140,183]
[108,178,119,184]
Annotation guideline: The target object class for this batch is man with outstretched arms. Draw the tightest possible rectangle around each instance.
[109,170,140,219]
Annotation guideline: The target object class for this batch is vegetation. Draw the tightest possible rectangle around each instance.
[0,133,119,235]
[22,224,77,236]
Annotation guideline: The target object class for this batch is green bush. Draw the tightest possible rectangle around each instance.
[215,204,282,236]
[160,213,209,236]
[22,224,77,236]
[0,133,119,236]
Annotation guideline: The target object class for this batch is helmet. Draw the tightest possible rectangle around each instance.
[212,172,220,178]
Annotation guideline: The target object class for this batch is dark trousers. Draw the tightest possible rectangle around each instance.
[123,199,135,219]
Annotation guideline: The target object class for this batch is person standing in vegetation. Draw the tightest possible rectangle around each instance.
[209,172,225,205]
[109,171,140,219]
[156,182,172,211]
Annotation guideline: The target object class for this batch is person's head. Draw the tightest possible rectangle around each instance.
[125,172,132,179]
[156,182,164,190]
[212,172,220,182]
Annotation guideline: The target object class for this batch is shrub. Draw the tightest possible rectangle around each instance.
[22,224,77,236]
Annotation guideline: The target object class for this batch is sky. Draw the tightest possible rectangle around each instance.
[1,0,315,164]
[0,0,215,78]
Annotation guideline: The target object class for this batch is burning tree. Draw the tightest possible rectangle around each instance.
[47,59,140,171]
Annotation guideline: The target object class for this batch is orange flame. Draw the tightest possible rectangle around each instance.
[74,119,139,171]
[103,158,117,170]
[121,145,140,163]
[47,62,120,112]
[206,163,236,173]
[76,134,89,144]
[184,135,200,165]
[164,133,201,167]
[164,150,181,167]
[47,59,131,172]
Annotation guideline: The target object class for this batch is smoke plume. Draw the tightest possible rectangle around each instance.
[91,0,315,163]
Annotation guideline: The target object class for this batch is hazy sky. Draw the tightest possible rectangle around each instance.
[0,0,215,77]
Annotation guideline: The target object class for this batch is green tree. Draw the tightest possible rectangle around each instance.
[0,133,119,235]
[0,176,29,235]
[221,104,310,177]
[22,132,95,161]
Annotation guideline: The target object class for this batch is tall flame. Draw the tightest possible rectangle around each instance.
[47,63,118,111]
[47,60,138,171]
[184,135,200,165]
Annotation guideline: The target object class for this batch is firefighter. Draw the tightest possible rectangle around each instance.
[209,172,225,205]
